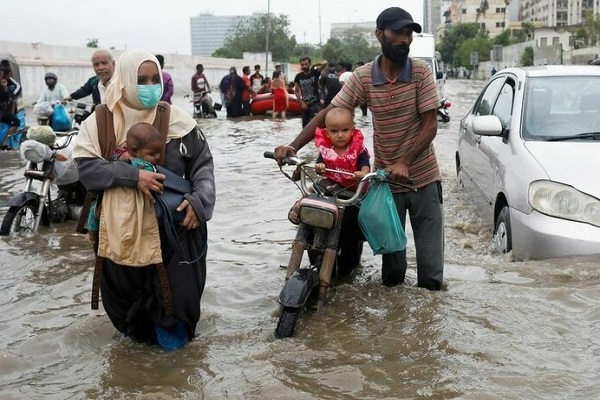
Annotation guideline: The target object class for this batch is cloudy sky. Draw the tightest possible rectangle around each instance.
[1,0,423,54]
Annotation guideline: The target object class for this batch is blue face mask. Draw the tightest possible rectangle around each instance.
[137,84,162,108]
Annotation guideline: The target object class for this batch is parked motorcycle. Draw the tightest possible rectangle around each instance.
[193,91,218,119]
[0,103,91,236]
[264,150,414,338]
[437,98,451,123]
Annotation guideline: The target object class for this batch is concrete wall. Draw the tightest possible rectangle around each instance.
[1,40,298,104]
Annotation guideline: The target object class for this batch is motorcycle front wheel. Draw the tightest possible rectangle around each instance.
[0,204,38,235]
[275,306,301,338]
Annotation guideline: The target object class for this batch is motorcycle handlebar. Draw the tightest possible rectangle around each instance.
[265,150,416,205]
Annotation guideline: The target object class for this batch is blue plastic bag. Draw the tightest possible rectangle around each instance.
[51,104,72,131]
[358,171,407,254]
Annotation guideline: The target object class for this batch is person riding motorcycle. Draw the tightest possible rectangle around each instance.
[34,72,69,126]
[64,49,115,109]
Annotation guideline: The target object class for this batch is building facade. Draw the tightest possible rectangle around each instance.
[520,0,598,26]
[453,0,510,38]
[190,14,251,56]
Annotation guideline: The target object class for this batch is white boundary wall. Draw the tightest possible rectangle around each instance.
[1,40,297,104]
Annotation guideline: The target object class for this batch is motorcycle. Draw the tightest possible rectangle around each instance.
[437,98,451,123]
[34,101,92,131]
[0,103,92,236]
[192,91,218,119]
[264,150,413,338]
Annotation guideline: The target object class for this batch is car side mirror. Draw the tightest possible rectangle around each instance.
[436,71,444,80]
[472,115,504,137]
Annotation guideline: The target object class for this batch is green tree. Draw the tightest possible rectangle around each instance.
[492,29,514,46]
[437,23,481,66]
[212,14,297,61]
[571,26,588,50]
[520,46,534,66]
[320,37,350,64]
[86,38,99,48]
[581,10,600,47]
[319,31,379,65]
[521,22,535,41]
[455,36,492,67]
[289,42,322,63]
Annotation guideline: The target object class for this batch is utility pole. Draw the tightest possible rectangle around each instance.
[318,0,322,47]
[265,0,270,77]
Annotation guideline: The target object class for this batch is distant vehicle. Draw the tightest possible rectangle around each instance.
[410,33,445,98]
[455,65,600,260]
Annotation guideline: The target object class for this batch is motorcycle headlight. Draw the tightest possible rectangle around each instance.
[529,180,600,227]
[298,197,339,229]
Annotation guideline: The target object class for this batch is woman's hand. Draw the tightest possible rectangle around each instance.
[177,199,200,230]
[138,170,164,202]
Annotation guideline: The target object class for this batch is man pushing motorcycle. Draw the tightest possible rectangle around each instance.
[274,6,444,291]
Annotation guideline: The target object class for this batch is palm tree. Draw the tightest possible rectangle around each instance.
[476,0,490,33]
[504,0,511,29]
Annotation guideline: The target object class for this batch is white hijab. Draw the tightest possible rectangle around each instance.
[74,49,196,159]
[73,50,199,266]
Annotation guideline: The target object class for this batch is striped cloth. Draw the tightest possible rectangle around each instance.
[331,56,441,191]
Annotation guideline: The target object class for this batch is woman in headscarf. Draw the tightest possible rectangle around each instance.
[73,49,216,350]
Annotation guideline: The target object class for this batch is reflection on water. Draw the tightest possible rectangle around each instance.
[0,80,599,399]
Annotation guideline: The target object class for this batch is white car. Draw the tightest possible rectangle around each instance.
[455,65,600,260]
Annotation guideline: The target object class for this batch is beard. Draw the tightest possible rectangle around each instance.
[381,38,410,65]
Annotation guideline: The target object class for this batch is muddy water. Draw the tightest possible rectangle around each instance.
[0,79,599,399]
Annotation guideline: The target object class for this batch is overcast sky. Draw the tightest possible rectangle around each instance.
[1,0,423,55]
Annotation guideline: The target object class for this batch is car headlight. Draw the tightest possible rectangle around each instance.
[529,180,600,227]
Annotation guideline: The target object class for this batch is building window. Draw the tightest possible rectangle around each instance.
[462,8,467,13]
[541,37,547,46]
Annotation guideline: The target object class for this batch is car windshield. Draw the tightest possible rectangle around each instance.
[523,76,600,140]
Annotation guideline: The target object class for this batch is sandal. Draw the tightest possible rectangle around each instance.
[287,200,300,225]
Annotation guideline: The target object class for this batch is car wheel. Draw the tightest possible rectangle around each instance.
[494,206,512,254]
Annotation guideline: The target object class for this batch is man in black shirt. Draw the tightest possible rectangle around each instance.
[319,63,342,108]
[294,57,326,127]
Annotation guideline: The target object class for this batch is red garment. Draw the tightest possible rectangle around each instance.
[314,127,368,189]
[241,75,253,101]
[273,88,287,112]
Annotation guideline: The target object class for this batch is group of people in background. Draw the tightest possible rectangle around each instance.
[8,54,370,130]
[0,59,23,149]
[211,59,369,122]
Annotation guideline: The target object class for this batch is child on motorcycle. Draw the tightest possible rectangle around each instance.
[288,107,371,224]
[85,122,163,243]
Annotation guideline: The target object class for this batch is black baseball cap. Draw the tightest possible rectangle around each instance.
[376,7,422,33]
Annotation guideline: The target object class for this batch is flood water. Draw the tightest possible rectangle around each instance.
[1,79,599,399]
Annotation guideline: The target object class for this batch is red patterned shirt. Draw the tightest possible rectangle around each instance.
[331,56,441,191]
